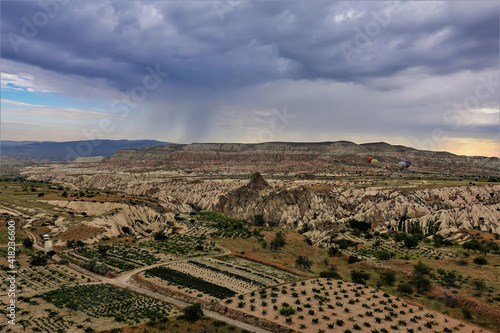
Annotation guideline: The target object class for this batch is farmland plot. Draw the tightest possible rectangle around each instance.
[0,265,96,295]
[142,257,288,301]
[9,283,180,333]
[144,266,237,299]
[162,259,266,293]
[223,278,486,333]
[338,235,458,261]
[72,244,171,272]
[216,255,300,283]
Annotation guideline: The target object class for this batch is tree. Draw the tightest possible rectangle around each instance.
[183,302,203,322]
[397,283,413,295]
[66,240,77,252]
[46,250,56,258]
[376,250,392,260]
[462,239,481,253]
[320,269,341,279]
[22,237,34,249]
[413,261,431,275]
[348,255,361,264]
[97,245,109,256]
[270,231,286,251]
[394,232,407,243]
[379,271,396,286]
[440,270,458,288]
[66,300,79,312]
[328,247,339,256]
[351,270,370,285]
[153,231,168,242]
[94,263,110,275]
[30,253,48,266]
[433,234,444,247]
[295,256,313,270]
[253,214,266,226]
[411,274,431,293]
[412,261,432,293]
[75,240,85,250]
[471,279,487,295]
[404,234,421,256]
[348,219,371,232]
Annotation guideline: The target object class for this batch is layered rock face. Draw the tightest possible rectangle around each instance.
[215,179,500,241]
[23,164,500,242]
[106,141,500,174]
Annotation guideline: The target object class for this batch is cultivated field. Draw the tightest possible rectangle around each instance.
[0,284,180,333]
[0,264,97,295]
[223,277,489,333]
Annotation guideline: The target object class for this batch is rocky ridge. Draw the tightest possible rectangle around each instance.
[106,141,500,174]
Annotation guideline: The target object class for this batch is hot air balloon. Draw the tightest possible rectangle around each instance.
[367,156,373,164]
[385,165,391,170]
[405,161,412,168]
[398,161,407,171]
[371,159,380,166]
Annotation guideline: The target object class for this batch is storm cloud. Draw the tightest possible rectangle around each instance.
[1,1,499,156]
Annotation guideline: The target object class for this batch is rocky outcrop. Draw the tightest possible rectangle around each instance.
[214,175,500,244]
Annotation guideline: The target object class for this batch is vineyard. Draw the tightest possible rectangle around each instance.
[71,244,169,272]
[0,283,180,333]
[141,256,289,301]
[223,277,481,333]
[217,255,300,283]
[0,265,95,295]
[144,266,237,299]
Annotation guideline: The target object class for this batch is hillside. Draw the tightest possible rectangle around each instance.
[106,141,500,174]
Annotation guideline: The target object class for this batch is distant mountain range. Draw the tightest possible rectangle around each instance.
[106,141,500,174]
[1,140,170,162]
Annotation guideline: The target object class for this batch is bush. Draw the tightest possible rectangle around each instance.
[30,253,48,266]
[253,214,266,226]
[397,283,413,295]
[328,247,339,256]
[461,307,472,319]
[473,257,488,265]
[320,270,341,279]
[376,250,392,260]
[183,303,203,322]
[348,256,361,264]
[379,271,396,286]
[349,220,371,232]
[351,270,370,285]
[279,306,296,316]
[22,238,34,249]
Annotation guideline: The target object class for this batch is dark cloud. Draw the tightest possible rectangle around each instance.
[1,1,498,155]
[2,1,498,89]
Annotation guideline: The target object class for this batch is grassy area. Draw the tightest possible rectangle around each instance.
[0,226,25,244]
[216,229,330,277]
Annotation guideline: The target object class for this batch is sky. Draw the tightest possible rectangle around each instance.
[1,0,499,157]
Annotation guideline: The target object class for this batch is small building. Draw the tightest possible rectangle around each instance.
[43,234,49,241]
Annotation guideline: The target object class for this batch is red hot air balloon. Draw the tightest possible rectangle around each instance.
[367,156,374,164]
